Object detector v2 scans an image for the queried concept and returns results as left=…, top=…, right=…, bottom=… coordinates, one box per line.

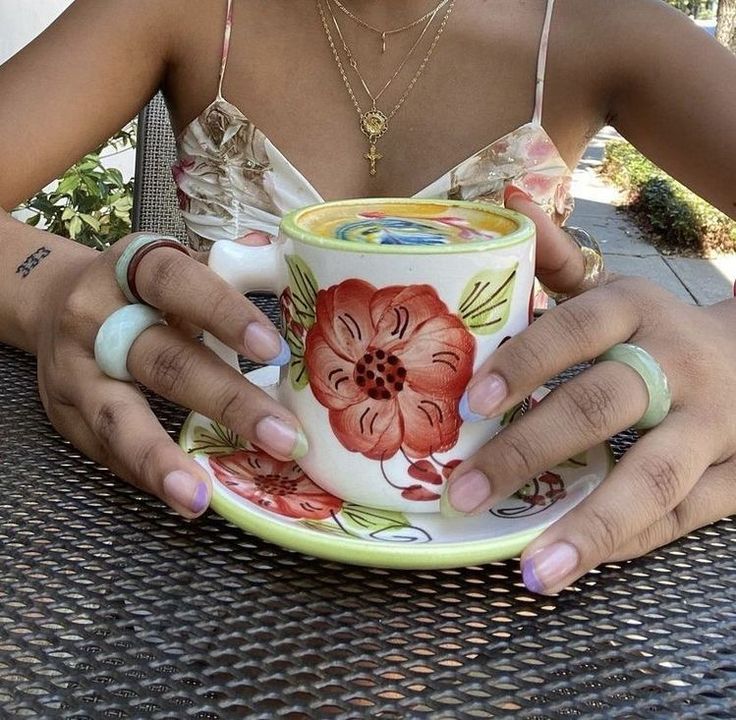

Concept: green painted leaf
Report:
left=336, top=503, right=431, bottom=543
left=559, top=451, right=588, bottom=468
left=285, top=255, right=318, bottom=330
left=300, top=520, right=347, bottom=537
left=189, top=420, right=243, bottom=456
left=285, top=325, right=309, bottom=391
left=458, top=264, right=518, bottom=335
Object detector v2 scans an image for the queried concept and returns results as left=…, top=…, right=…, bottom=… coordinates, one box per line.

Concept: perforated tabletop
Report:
left=1, top=340, right=735, bottom=719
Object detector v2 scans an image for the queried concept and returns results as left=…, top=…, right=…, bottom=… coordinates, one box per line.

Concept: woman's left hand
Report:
left=443, top=189, right=736, bottom=595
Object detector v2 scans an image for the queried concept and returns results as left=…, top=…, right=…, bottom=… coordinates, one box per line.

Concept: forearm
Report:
left=0, top=209, right=95, bottom=353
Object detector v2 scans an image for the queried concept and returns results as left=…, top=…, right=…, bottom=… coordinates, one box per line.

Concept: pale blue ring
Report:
left=115, top=234, right=181, bottom=303
left=94, top=304, right=164, bottom=381
left=597, top=343, right=671, bottom=430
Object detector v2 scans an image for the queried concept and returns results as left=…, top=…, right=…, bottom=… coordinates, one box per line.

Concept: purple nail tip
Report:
left=459, top=391, right=486, bottom=424
left=269, top=336, right=291, bottom=367
left=521, top=559, right=546, bottom=595
left=191, top=482, right=210, bottom=515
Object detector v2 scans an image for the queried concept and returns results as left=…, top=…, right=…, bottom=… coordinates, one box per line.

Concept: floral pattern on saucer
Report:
left=181, top=386, right=612, bottom=562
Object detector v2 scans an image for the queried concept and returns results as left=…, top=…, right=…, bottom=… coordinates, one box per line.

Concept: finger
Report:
left=163, top=312, right=200, bottom=338
left=504, top=185, right=586, bottom=293
left=460, top=279, right=641, bottom=422
left=443, top=361, right=647, bottom=515
left=188, top=231, right=273, bottom=265
left=236, top=231, right=272, bottom=246
left=126, top=324, right=308, bottom=461
left=518, top=414, right=716, bottom=595
left=51, top=374, right=212, bottom=519
left=130, top=245, right=289, bottom=367
left=610, top=455, right=736, bottom=562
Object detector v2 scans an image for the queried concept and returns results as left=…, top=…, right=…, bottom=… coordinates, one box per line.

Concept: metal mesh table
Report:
left=1, top=340, right=735, bottom=719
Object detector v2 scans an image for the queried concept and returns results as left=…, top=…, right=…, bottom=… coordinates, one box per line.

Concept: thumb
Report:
left=504, top=185, right=586, bottom=295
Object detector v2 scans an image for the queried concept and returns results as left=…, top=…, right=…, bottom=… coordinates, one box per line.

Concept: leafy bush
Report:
left=18, top=124, right=136, bottom=250
left=601, top=141, right=736, bottom=256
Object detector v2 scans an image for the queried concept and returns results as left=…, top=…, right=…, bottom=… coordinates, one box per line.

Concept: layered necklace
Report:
left=330, top=0, right=450, bottom=53
left=317, top=0, right=456, bottom=176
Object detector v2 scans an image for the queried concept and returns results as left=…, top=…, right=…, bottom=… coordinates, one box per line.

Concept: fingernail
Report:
left=459, top=374, right=508, bottom=422
left=162, top=470, right=210, bottom=515
left=503, top=184, right=532, bottom=204
left=442, top=469, right=492, bottom=515
left=245, top=322, right=291, bottom=365
left=255, top=416, right=308, bottom=459
left=236, top=231, right=272, bottom=246
left=521, top=541, right=580, bottom=595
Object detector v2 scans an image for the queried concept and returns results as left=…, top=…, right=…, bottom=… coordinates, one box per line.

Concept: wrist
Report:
left=1, top=212, right=96, bottom=353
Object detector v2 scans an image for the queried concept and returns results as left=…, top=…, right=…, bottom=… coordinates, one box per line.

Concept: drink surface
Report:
left=297, top=201, right=516, bottom=246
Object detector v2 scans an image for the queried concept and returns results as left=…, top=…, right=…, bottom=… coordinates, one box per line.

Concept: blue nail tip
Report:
left=269, top=337, right=291, bottom=367
left=521, top=560, right=545, bottom=595
left=459, top=391, right=486, bottom=423
left=191, top=483, right=210, bottom=515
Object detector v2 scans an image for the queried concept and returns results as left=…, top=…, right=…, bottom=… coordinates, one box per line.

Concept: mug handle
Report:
left=204, top=239, right=287, bottom=374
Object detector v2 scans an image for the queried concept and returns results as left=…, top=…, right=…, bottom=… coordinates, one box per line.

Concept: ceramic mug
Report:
left=205, top=198, right=536, bottom=513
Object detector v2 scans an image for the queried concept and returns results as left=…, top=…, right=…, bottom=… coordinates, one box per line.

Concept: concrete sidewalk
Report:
left=569, top=127, right=736, bottom=305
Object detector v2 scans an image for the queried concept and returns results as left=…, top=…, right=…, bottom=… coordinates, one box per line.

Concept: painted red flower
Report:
left=280, top=287, right=307, bottom=342
left=517, top=471, right=566, bottom=506
left=209, top=449, right=342, bottom=520
left=304, top=279, right=475, bottom=460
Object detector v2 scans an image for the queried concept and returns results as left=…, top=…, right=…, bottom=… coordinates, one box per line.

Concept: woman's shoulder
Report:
left=556, top=0, right=696, bottom=44
left=552, top=0, right=706, bottom=83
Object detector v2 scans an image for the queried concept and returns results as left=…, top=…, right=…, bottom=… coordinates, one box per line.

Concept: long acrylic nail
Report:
left=521, top=541, right=580, bottom=595
left=441, top=469, right=492, bottom=516
left=245, top=322, right=290, bottom=365
left=255, top=416, right=308, bottom=459
left=162, top=470, right=210, bottom=515
left=459, top=374, right=508, bottom=422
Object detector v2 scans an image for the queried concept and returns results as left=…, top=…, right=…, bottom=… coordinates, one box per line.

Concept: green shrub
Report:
left=601, top=141, right=736, bottom=256
left=17, top=124, right=136, bottom=250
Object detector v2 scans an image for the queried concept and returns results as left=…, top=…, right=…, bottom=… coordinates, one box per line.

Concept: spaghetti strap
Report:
left=532, top=0, right=556, bottom=126
left=217, top=0, right=235, bottom=99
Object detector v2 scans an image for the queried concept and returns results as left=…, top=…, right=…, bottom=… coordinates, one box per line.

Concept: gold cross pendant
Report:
left=364, top=143, right=383, bottom=176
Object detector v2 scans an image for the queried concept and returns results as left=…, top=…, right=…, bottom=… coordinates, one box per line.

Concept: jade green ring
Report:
left=597, top=343, right=671, bottom=430
left=94, top=304, right=164, bottom=381
left=115, top=234, right=182, bottom=303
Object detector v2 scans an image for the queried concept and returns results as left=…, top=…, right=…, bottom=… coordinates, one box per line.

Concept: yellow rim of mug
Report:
left=280, top=198, right=536, bottom=255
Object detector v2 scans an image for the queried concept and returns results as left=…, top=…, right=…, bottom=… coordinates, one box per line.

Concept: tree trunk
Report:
left=716, top=0, right=736, bottom=52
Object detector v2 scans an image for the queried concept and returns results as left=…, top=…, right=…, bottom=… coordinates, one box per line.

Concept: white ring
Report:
left=94, top=305, right=164, bottom=381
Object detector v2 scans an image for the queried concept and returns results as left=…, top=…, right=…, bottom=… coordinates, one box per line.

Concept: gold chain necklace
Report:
left=317, top=0, right=455, bottom=176
left=331, top=0, right=450, bottom=53
left=328, top=0, right=438, bottom=107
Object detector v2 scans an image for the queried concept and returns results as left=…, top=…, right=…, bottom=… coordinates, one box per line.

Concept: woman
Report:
left=0, top=0, right=734, bottom=595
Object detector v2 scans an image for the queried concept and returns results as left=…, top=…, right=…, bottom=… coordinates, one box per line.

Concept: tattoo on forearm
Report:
left=16, top=247, right=51, bottom=278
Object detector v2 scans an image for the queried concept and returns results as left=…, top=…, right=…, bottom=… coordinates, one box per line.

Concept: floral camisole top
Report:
left=172, top=0, right=572, bottom=252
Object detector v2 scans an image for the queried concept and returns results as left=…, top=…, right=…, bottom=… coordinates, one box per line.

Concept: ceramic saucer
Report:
left=179, top=384, right=613, bottom=570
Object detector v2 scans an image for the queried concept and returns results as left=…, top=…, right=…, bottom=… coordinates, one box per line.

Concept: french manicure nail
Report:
left=442, top=469, right=492, bottom=515
left=459, top=374, right=508, bottom=422
left=245, top=322, right=290, bottom=365
left=255, top=416, right=308, bottom=459
left=162, top=470, right=210, bottom=515
left=521, top=541, right=580, bottom=595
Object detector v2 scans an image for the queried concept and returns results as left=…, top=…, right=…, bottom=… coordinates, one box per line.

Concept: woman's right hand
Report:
left=35, top=232, right=306, bottom=518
